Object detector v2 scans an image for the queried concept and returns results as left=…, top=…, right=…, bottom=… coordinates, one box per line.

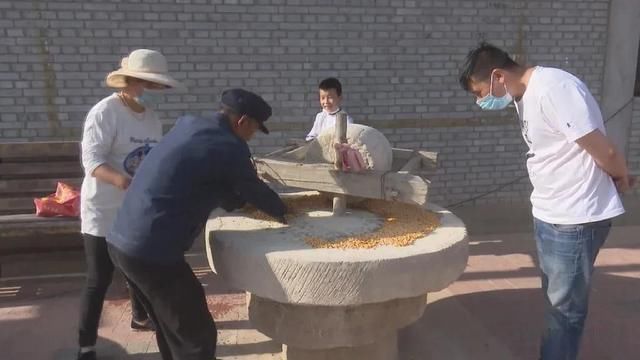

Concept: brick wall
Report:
left=0, top=0, right=614, bottom=205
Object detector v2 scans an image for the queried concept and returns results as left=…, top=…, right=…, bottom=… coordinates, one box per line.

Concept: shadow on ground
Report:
left=399, top=227, right=640, bottom=360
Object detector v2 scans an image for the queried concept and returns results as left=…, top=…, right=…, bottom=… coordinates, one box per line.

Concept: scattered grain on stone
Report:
left=245, top=194, right=440, bottom=249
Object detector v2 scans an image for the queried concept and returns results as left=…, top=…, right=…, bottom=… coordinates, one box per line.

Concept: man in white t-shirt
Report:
left=305, top=77, right=354, bottom=141
left=459, top=42, right=634, bottom=360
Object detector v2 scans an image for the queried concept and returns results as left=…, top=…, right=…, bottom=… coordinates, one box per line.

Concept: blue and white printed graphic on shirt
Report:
left=124, top=142, right=155, bottom=176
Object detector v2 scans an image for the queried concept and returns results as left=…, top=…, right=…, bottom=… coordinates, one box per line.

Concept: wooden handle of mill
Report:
left=333, top=112, right=347, bottom=169
left=332, top=111, right=348, bottom=215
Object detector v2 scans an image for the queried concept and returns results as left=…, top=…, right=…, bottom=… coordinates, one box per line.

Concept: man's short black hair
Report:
left=318, top=77, right=342, bottom=96
left=459, top=42, right=520, bottom=91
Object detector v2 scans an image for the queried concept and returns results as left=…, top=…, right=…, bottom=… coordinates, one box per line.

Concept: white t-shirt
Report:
left=515, top=66, right=624, bottom=224
left=80, top=93, right=163, bottom=237
left=305, top=109, right=354, bottom=141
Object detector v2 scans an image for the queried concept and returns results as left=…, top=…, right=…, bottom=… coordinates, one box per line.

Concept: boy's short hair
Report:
left=459, top=42, right=520, bottom=91
left=318, top=77, right=342, bottom=96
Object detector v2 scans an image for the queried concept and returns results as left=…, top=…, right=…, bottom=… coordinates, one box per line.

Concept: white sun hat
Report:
left=105, top=49, right=183, bottom=89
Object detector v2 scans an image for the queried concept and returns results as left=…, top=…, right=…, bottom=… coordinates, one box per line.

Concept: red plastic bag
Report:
left=334, top=143, right=367, bottom=172
left=34, top=182, right=80, bottom=217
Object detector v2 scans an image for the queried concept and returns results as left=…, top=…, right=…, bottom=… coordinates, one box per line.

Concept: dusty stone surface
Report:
left=249, top=293, right=427, bottom=349
left=205, top=202, right=468, bottom=306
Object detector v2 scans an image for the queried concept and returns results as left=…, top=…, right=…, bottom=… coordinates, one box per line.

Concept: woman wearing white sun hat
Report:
left=76, top=49, right=182, bottom=360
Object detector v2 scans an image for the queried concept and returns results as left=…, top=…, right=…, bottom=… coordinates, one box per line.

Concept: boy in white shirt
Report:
left=305, top=77, right=354, bottom=141
left=459, top=42, right=634, bottom=360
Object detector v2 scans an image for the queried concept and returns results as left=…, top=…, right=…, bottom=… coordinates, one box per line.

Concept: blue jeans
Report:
left=533, top=218, right=612, bottom=360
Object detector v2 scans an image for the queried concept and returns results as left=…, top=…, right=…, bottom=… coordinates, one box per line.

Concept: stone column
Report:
left=248, top=293, right=428, bottom=360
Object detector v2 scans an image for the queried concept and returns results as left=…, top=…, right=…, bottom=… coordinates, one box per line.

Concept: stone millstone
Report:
left=205, top=203, right=468, bottom=306
left=283, top=123, right=394, bottom=171
left=205, top=195, right=468, bottom=359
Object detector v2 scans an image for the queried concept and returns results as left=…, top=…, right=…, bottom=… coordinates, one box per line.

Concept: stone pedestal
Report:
left=205, top=197, right=468, bottom=358
left=249, top=293, right=426, bottom=359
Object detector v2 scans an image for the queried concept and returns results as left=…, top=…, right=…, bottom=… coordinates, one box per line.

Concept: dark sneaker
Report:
left=131, top=318, right=156, bottom=331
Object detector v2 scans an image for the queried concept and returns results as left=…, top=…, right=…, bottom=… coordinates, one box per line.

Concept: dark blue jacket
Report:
left=107, top=113, right=286, bottom=264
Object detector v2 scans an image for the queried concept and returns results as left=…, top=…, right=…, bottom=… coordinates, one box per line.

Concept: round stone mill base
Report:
left=249, top=293, right=427, bottom=360
left=205, top=194, right=468, bottom=359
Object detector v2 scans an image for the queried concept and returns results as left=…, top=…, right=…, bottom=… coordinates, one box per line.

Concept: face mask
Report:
left=134, top=90, right=164, bottom=108
left=476, top=73, right=513, bottom=110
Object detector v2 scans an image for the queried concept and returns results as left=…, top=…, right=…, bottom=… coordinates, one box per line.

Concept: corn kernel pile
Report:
left=244, top=194, right=440, bottom=249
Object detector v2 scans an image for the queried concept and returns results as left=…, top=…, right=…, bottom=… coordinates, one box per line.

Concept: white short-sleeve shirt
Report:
left=305, top=109, right=354, bottom=141
left=515, top=66, right=624, bottom=224
left=80, top=94, right=163, bottom=237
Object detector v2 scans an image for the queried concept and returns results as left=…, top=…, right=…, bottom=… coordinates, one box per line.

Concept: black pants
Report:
left=78, top=234, right=148, bottom=347
left=108, top=244, right=217, bottom=360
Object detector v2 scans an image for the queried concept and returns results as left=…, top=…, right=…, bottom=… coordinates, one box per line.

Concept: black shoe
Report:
left=131, top=318, right=156, bottom=331
left=76, top=350, right=96, bottom=360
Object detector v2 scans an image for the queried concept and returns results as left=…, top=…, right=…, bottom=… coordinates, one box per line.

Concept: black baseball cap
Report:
left=221, top=88, right=272, bottom=134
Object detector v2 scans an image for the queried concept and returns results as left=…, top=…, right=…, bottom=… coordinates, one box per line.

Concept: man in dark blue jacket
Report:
left=106, top=88, right=286, bottom=360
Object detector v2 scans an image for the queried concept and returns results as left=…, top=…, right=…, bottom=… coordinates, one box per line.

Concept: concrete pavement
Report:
left=1, top=226, right=638, bottom=360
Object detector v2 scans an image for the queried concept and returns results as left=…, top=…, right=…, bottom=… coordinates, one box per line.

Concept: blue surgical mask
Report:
left=134, top=90, right=164, bottom=108
left=476, top=74, right=513, bottom=110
